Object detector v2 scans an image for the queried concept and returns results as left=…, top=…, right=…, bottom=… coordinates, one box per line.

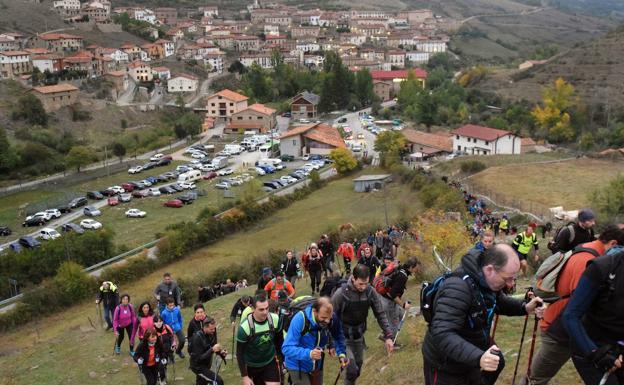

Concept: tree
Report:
left=65, top=146, right=94, bottom=172
left=228, top=60, right=246, bottom=75
left=354, top=69, right=376, bottom=107
left=0, top=126, right=19, bottom=173
left=329, top=148, right=358, bottom=175
left=244, top=63, right=271, bottom=102
left=12, top=93, right=47, bottom=126
left=374, top=131, right=406, bottom=168
left=174, top=112, right=202, bottom=140
left=111, top=142, right=126, bottom=163
left=590, top=175, right=624, bottom=221
left=532, top=78, right=578, bottom=143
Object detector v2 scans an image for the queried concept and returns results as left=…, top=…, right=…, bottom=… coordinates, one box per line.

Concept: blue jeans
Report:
left=103, top=304, right=114, bottom=329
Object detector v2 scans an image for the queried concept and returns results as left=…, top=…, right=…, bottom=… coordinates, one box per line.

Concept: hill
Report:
left=478, top=27, right=624, bottom=106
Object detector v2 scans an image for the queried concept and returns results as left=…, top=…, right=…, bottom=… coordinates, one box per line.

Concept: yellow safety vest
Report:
left=499, top=219, right=509, bottom=230
left=514, top=232, right=536, bottom=255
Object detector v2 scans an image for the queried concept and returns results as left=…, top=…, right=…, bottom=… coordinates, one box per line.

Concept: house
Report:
left=415, top=40, right=447, bottom=53
left=279, top=123, right=346, bottom=157
left=239, top=53, right=273, bottom=69
left=132, top=8, right=156, bottom=24
left=264, top=25, right=280, bottom=36
left=0, top=51, right=32, bottom=79
left=291, top=26, right=321, bottom=39
left=104, top=70, right=129, bottom=97
left=165, top=28, right=185, bottom=42
left=291, top=91, right=319, bottom=120
left=371, top=69, right=427, bottom=93
left=402, top=129, right=453, bottom=160
left=100, top=48, right=129, bottom=63
left=353, top=174, right=391, bottom=193
left=373, top=80, right=394, bottom=101
left=264, top=15, right=292, bottom=26
left=141, top=43, right=165, bottom=60
left=521, top=137, right=537, bottom=153
left=518, top=60, right=547, bottom=71
left=205, top=89, right=249, bottom=121
left=81, top=1, right=110, bottom=22
left=386, top=50, right=406, bottom=68
left=199, top=6, right=218, bottom=18
left=31, top=83, right=79, bottom=111
left=32, top=54, right=63, bottom=73
left=227, top=103, right=277, bottom=133
left=154, top=39, right=175, bottom=57
left=155, top=7, right=177, bottom=24
left=452, top=124, right=521, bottom=155
left=127, top=60, right=152, bottom=82
left=397, top=9, right=434, bottom=24
left=406, top=51, right=430, bottom=65
left=152, top=66, right=170, bottom=80
left=234, top=35, right=261, bottom=52
left=33, top=33, right=83, bottom=53
left=203, top=53, right=224, bottom=73
left=53, top=0, right=81, bottom=17
left=167, top=73, right=198, bottom=93
left=0, top=37, right=21, bottom=52
left=62, top=51, right=101, bottom=76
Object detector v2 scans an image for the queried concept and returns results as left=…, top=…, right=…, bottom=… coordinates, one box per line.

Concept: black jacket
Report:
left=422, top=249, right=527, bottom=374
left=187, top=317, right=206, bottom=353
left=189, top=330, right=218, bottom=370
left=319, top=239, right=334, bottom=261
left=97, top=286, right=119, bottom=308
left=551, top=222, right=596, bottom=253
left=280, top=257, right=300, bottom=278
left=134, top=339, right=167, bottom=367
left=357, top=256, right=381, bottom=283
left=385, top=266, right=410, bottom=301
left=230, top=298, right=249, bottom=323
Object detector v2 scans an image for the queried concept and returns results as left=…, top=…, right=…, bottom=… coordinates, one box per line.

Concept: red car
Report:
left=203, top=171, right=218, bottom=180
left=132, top=190, right=148, bottom=198
left=107, top=197, right=119, bottom=206
left=164, top=199, right=183, bottom=208
left=121, top=183, right=135, bottom=192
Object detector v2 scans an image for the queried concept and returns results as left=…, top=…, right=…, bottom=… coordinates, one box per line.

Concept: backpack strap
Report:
left=246, top=313, right=256, bottom=340
left=567, top=224, right=575, bottom=243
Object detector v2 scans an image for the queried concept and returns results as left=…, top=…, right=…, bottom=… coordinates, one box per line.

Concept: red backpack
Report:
left=373, top=263, right=398, bottom=296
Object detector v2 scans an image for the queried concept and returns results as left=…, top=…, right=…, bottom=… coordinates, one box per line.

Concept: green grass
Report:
left=0, top=169, right=421, bottom=385
left=434, top=152, right=571, bottom=176
left=0, top=190, right=66, bottom=238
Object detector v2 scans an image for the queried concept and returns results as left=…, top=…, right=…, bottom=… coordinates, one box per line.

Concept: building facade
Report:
left=452, top=124, right=521, bottom=155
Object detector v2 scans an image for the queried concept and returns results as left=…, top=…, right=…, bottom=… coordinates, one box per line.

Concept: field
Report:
left=434, top=152, right=572, bottom=176
left=466, top=158, right=624, bottom=210
left=0, top=170, right=422, bottom=385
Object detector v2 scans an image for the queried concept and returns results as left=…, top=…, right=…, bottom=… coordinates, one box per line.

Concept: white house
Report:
left=155, top=39, right=175, bottom=57
left=452, top=124, right=521, bottom=155
left=239, top=54, right=273, bottom=69
left=152, top=66, right=171, bottom=80
left=415, top=40, right=447, bottom=53
left=134, top=9, right=156, bottom=24
left=168, top=73, right=198, bottom=93
left=295, top=42, right=320, bottom=53
left=406, top=51, right=430, bottom=64
left=203, top=53, right=224, bottom=73
left=101, top=48, right=129, bottom=63
left=264, top=25, right=280, bottom=36
left=53, top=0, right=81, bottom=16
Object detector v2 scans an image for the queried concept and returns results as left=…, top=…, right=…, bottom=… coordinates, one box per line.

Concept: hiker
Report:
left=549, top=209, right=597, bottom=253
left=187, top=303, right=208, bottom=353
left=474, top=230, right=495, bottom=252
left=337, top=240, right=355, bottom=275
left=161, top=297, right=186, bottom=359
left=283, top=297, right=349, bottom=385
left=223, top=279, right=236, bottom=294
left=230, top=295, right=253, bottom=326
left=319, top=234, right=335, bottom=277
left=356, top=245, right=381, bottom=285
left=190, top=316, right=226, bottom=385
left=96, top=281, right=119, bottom=330
left=528, top=225, right=624, bottom=385
left=332, top=264, right=395, bottom=385
left=281, top=251, right=301, bottom=288
left=134, top=328, right=168, bottom=385
left=499, top=214, right=510, bottom=236
left=113, top=294, right=137, bottom=355
left=134, top=301, right=155, bottom=343
left=320, top=271, right=344, bottom=297
left=154, top=273, right=182, bottom=313
left=265, top=271, right=295, bottom=300
left=303, top=243, right=324, bottom=295
left=198, top=284, right=215, bottom=303
left=562, top=250, right=624, bottom=384
left=388, top=226, right=402, bottom=259
left=512, top=223, right=539, bottom=278
left=377, top=257, right=421, bottom=341
left=153, top=314, right=177, bottom=367
left=422, top=244, right=544, bottom=385
left=236, top=294, right=284, bottom=385
left=258, top=267, right=274, bottom=291
left=374, top=230, right=384, bottom=259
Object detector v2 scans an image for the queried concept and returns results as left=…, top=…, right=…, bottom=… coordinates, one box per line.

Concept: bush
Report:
left=460, top=160, right=487, bottom=174
left=54, top=261, right=96, bottom=302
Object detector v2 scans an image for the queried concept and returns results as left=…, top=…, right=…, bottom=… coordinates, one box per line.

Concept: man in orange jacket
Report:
left=337, top=240, right=355, bottom=275
left=264, top=271, right=295, bottom=300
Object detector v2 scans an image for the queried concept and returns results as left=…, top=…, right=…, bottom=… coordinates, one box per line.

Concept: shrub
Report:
left=460, top=160, right=486, bottom=174
left=53, top=261, right=96, bottom=302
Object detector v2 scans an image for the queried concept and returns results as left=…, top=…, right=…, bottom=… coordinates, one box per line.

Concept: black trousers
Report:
left=423, top=357, right=505, bottom=385
left=309, top=269, right=321, bottom=292
left=116, top=324, right=134, bottom=349
left=193, top=367, right=224, bottom=385
left=141, top=364, right=160, bottom=385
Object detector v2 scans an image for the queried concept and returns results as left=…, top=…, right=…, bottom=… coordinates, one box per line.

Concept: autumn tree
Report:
left=532, top=78, right=578, bottom=143
left=66, top=146, right=95, bottom=172
left=374, top=131, right=406, bottom=168
left=329, top=148, right=358, bottom=175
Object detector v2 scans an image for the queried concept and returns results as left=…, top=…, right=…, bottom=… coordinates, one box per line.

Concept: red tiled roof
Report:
left=521, top=137, right=536, bottom=146
left=172, top=73, right=198, bottom=80
left=24, top=48, right=49, bottom=54
left=128, top=60, right=149, bottom=69
left=211, top=89, right=248, bottom=102
left=452, top=124, right=514, bottom=141
left=371, top=69, right=427, bottom=80
left=39, top=33, right=82, bottom=40
left=32, top=83, right=78, bottom=94
left=280, top=123, right=346, bottom=149
left=402, top=129, right=453, bottom=152
left=152, top=66, right=170, bottom=72
left=246, top=103, right=276, bottom=115
left=0, top=50, right=30, bottom=56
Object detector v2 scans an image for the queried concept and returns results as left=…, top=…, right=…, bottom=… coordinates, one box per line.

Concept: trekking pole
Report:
left=231, top=322, right=236, bottom=364
left=525, top=302, right=543, bottom=381
left=112, top=333, right=118, bottom=356
left=490, top=314, right=499, bottom=342
left=512, top=288, right=533, bottom=385
left=96, top=303, right=104, bottom=328
left=332, top=366, right=344, bottom=385
left=393, top=303, right=410, bottom=345
left=598, top=341, right=624, bottom=385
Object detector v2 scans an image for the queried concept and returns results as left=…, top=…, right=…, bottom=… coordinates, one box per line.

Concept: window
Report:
left=293, top=140, right=296, bottom=145
left=485, top=141, right=489, bottom=145
left=457, top=145, right=461, bottom=151
left=229, top=103, right=233, bottom=106
left=237, top=116, right=243, bottom=120
left=257, top=116, right=262, bottom=120
left=211, top=103, right=215, bottom=106
left=456, top=135, right=459, bottom=140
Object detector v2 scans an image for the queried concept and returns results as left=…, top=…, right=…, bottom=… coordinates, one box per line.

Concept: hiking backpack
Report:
left=281, top=296, right=318, bottom=336
left=547, top=222, right=576, bottom=253
left=420, top=272, right=473, bottom=323
left=373, top=263, right=399, bottom=296
left=534, top=245, right=600, bottom=303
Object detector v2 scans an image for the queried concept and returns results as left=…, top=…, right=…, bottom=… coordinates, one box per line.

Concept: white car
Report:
left=254, top=167, right=266, bottom=176
left=125, top=209, right=146, bottom=218
left=148, top=188, right=161, bottom=196
left=216, top=150, right=231, bottom=157
left=299, top=118, right=310, bottom=123
left=217, top=168, right=234, bottom=176
left=40, top=227, right=61, bottom=240
left=45, top=209, right=62, bottom=219
left=128, top=166, right=143, bottom=174
left=280, top=176, right=296, bottom=185
left=191, top=152, right=207, bottom=159
left=179, top=181, right=196, bottom=190
left=227, top=178, right=243, bottom=186
left=140, top=180, right=152, bottom=187
left=215, top=181, right=230, bottom=189
left=80, top=219, right=102, bottom=230
left=199, top=164, right=215, bottom=172
left=302, top=154, right=310, bottom=161
left=109, top=186, right=125, bottom=194
left=26, top=211, right=52, bottom=222
left=149, top=153, right=164, bottom=162
left=304, top=163, right=320, bottom=170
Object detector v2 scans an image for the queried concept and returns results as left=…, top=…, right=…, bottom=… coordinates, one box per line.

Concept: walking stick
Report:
left=393, top=304, right=409, bottom=345
left=512, top=289, right=533, bottom=385
left=490, top=314, right=499, bottom=342
left=525, top=302, right=543, bottom=381
left=231, top=322, right=236, bottom=364
left=113, top=333, right=119, bottom=356
left=96, top=303, right=104, bottom=328
left=333, top=366, right=344, bottom=385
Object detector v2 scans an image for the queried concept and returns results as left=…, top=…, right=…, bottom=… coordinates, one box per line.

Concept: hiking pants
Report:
left=103, top=304, right=114, bottom=329
left=309, top=269, right=322, bottom=293
left=141, top=364, right=160, bottom=385
left=572, top=354, right=622, bottom=385
left=288, top=369, right=323, bottom=385
left=423, top=360, right=481, bottom=385
left=174, top=329, right=185, bottom=354
left=381, top=297, right=403, bottom=337
left=193, top=367, right=224, bottom=385
left=526, top=331, right=571, bottom=385
left=286, top=274, right=297, bottom=288
left=344, top=337, right=365, bottom=385
left=116, top=324, right=134, bottom=349
left=343, top=258, right=352, bottom=275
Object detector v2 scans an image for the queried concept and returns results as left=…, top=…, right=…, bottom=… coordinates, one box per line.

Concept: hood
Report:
left=458, top=248, right=489, bottom=290
left=304, top=305, right=319, bottom=328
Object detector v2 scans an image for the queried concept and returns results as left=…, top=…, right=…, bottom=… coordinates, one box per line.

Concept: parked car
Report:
left=69, top=197, right=88, bottom=209
left=80, top=219, right=102, bottom=229
left=258, top=165, right=276, bottom=174
left=125, top=209, right=146, bottom=218
left=203, top=171, right=218, bottom=180
left=87, top=191, right=104, bottom=200
left=282, top=111, right=291, bottom=117
left=61, top=223, right=84, bottom=234
left=40, top=227, right=61, bottom=241
left=161, top=172, right=176, bottom=180
left=99, top=188, right=116, bottom=197
left=119, top=193, right=132, bottom=203
left=58, top=204, right=72, bottom=214
left=26, top=211, right=51, bottom=222
left=107, top=197, right=119, bottom=206
left=157, top=158, right=172, bottom=167
left=22, top=216, right=45, bottom=227
left=356, top=133, right=365, bottom=139
left=299, top=118, right=310, bottom=123
left=170, top=184, right=184, bottom=192
left=280, top=175, right=297, bottom=185
left=84, top=205, right=102, bottom=217
left=177, top=195, right=195, bottom=204
left=263, top=181, right=280, bottom=190
left=159, top=186, right=176, bottom=194
left=19, top=236, right=41, bottom=249
left=148, top=187, right=161, bottom=196
left=176, top=165, right=192, bottom=173
left=253, top=167, right=266, bottom=176
left=164, top=199, right=184, bottom=208
left=45, top=209, right=62, bottom=219
left=109, top=186, right=125, bottom=194
left=128, top=166, right=143, bottom=174
left=302, top=154, right=310, bottom=161
left=132, top=190, right=149, bottom=198
left=191, top=152, right=207, bottom=159
left=149, top=153, right=165, bottom=162
left=225, top=177, right=242, bottom=186
left=139, top=179, right=152, bottom=187
left=131, top=181, right=146, bottom=190
left=179, top=181, right=196, bottom=190
left=280, top=154, right=295, bottom=162
left=305, top=162, right=321, bottom=170
left=289, top=172, right=303, bottom=180
left=199, top=164, right=215, bottom=172
left=214, top=181, right=230, bottom=190
left=217, top=168, right=234, bottom=176
left=142, top=162, right=158, bottom=170
left=0, top=226, right=11, bottom=236
left=145, top=176, right=160, bottom=185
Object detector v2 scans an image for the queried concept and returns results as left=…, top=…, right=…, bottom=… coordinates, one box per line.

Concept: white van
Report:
left=258, top=143, right=272, bottom=155
left=211, top=156, right=229, bottom=170
left=178, top=170, right=201, bottom=183
left=224, top=144, right=243, bottom=155
left=256, top=159, right=275, bottom=168
left=265, top=158, right=283, bottom=168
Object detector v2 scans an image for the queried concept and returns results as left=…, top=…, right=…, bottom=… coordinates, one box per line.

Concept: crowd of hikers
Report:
left=96, top=201, right=624, bottom=385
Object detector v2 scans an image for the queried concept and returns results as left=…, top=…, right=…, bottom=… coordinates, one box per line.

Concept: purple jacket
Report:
left=113, top=304, right=137, bottom=343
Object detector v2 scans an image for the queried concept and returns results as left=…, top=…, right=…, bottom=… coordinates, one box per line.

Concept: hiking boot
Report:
left=129, top=349, right=135, bottom=357
left=105, top=325, right=112, bottom=331
left=177, top=351, right=185, bottom=359
left=159, top=380, right=167, bottom=385
left=393, top=343, right=404, bottom=350
left=114, top=346, right=121, bottom=355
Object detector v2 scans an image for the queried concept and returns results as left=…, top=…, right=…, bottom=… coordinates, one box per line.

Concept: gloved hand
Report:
left=588, top=345, right=618, bottom=372
left=161, top=358, right=167, bottom=365
left=155, top=357, right=160, bottom=363
left=137, top=358, right=144, bottom=365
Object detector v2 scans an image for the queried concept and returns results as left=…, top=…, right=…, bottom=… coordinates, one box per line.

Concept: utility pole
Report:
left=104, top=145, right=110, bottom=177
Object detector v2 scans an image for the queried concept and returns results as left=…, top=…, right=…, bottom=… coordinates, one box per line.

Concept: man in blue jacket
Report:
left=283, top=297, right=349, bottom=385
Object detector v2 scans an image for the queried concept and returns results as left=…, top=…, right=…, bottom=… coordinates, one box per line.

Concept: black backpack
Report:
left=282, top=296, right=319, bottom=337
left=547, top=222, right=576, bottom=252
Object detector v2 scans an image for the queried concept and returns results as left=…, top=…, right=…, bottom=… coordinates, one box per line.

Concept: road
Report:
left=116, top=77, right=137, bottom=106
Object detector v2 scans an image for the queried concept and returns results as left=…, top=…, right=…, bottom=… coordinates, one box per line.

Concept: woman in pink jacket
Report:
left=113, top=294, right=137, bottom=355
left=134, top=301, right=155, bottom=343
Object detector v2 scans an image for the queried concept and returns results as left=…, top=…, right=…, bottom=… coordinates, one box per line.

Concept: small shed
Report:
left=353, top=174, right=391, bottom=193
